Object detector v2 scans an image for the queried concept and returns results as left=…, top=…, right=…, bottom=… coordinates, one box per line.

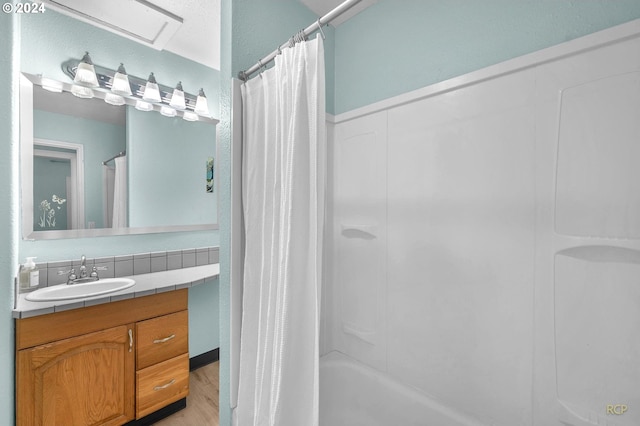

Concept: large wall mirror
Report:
left=20, top=73, right=219, bottom=240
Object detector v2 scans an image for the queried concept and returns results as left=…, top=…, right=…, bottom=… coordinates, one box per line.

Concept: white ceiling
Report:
left=45, top=0, right=220, bottom=70
left=45, top=0, right=375, bottom=71
left=152, top=0, right=220, bottom=70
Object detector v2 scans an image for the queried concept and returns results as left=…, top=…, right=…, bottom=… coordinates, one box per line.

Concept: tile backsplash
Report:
left=24, top=247, right=219, bottom=291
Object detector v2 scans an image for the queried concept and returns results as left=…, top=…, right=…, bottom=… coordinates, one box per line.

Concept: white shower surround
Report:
left=322, top=19, right=640, bottom=426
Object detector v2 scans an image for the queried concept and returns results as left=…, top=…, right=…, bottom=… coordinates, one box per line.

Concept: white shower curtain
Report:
left=112, top=155, right=127, bottom=228
left=235, top=35, right=326, bottom=426
left=102, top=164, right=115, bottom=227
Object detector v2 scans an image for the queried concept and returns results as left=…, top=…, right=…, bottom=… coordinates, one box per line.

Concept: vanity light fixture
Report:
left=110, top=63, right=132, bottom=96
left=169, top=81, right=186, bottom=110
left=135, top=99, right=154, bottom=112
left=142, top=72, right=162, bottom=103
left=73, top=52, right=99, bottom=87
left=194, top=88, right=210, bottom=117
left=71, top=84, right=94, bottom=99
left=182, top=111, right=199, bottom=122
left=40, top=77, right=63, bottom=93
left=61, top=56, right=217, bottom=124
left=105, top=92, right=126, bottom=106
left=160, top=105, right=177, bottom=117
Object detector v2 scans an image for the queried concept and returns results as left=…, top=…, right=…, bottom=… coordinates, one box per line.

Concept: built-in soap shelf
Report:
left=340, top=224, right=377, bottom=240
left=342, top=322, right=376, bottom=345
left=556, top=245, right=640, bottom=264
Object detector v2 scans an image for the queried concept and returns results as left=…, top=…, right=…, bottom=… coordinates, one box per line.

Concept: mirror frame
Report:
left=20, top=73, right=219, bottom=240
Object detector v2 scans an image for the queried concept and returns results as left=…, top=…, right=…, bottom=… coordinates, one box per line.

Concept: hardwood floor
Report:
left=154, top=361, right=219, bottom=426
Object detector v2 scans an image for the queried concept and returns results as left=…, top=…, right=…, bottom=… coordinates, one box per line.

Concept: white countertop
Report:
left=13, top=263, right=220, bottom=319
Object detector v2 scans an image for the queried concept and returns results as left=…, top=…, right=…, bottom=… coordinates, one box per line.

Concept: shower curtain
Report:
left=235, top=35, right=326, bottom=426
left=112, top=155, right=127, bottom=228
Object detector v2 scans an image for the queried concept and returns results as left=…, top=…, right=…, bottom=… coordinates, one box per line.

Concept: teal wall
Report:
left=127, top=107, right=217, bottom=227
left=189, top=278, right=220, bottom=355
left=333, top=0, right=640, bottom=114
left=0, top=12, right=18, bottom=426
left=34, top=109, right=126, bottom=228
left=229, top=0, right=335, bottom=112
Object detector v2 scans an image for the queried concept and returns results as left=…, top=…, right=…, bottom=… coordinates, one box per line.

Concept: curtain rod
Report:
left=238, top=0, right=363, bottom=81
left=102, top=151, right=126, bottom=165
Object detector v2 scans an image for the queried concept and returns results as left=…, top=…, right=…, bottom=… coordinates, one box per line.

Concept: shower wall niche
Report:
left=324, top=23, right=640, bottom=426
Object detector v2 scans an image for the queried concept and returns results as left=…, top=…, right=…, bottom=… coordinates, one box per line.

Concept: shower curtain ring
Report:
left=258, top=59, right=264, bottom=77
left=316, top=19, right=326, bottom=40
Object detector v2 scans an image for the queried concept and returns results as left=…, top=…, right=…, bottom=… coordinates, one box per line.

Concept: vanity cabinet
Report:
left=16, top=289, right=189, bottom=426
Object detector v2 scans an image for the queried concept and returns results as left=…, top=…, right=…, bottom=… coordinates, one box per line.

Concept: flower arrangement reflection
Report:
left=38, top=194, right=67, bottom=228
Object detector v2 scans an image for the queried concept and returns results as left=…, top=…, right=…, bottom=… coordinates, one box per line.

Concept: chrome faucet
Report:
left=78, top=255, right=88, bottom=280
left=58, top=255, right=107, bottom=284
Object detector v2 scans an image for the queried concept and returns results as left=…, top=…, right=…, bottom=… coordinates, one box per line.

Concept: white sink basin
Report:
left=26, top=278, right=135, bottom=302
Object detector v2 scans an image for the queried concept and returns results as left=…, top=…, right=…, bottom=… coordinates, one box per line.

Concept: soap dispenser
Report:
left=19, top=257, right=39, bottom=291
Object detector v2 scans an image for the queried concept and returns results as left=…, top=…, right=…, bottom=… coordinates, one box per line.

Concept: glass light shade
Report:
left=160, top=106, right=177, bottom=117
left=74, top=52, right=99, bottom=87
left=71, top=84, right=94, bottom=99
left=41, top=78, right=63, bottom=93
left=105, top=93, right=125, bottom=106
left=194, top=88, right=209, bottom=116
left=142, top=72, right=162, bottom=103
left=169, top=82, right=186, bottom=110
left=182, top=111, right=198, bottom=122
left=111, top=64, right=132, bottom=96
left=135, top=99, right=153, bottom=111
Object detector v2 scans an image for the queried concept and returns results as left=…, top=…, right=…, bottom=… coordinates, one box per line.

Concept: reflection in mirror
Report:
left=21, top=73, right=219, bottom=240
left=33, top=139, right=84, bottom=231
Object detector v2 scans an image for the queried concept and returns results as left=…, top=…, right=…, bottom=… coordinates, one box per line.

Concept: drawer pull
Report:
left=153, top=379, right=176, bottom=391
left=128, top=329, right=133, bottom=353
left=153, top=334, right=176, bottom=344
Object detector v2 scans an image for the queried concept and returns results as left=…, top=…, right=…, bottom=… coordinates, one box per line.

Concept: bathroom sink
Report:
left=25, top=278, right=135, bottom=302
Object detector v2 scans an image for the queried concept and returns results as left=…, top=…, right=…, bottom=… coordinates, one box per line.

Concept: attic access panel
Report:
left=43, top=0, right=183, bottom=50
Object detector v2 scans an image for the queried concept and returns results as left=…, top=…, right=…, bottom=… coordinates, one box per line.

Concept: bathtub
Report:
left=319, top=352, right=486, bottom=426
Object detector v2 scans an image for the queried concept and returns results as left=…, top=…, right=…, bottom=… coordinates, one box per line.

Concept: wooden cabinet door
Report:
left=16, top=325, right=135, bottom=426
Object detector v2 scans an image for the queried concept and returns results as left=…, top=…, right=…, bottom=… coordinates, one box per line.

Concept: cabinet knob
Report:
left=128, top=329, right=133, bottom=352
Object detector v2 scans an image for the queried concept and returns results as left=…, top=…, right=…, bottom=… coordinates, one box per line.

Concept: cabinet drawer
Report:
left=136, top=353, right=189, bottom=419
left=136, top=310, right=188, bottom=369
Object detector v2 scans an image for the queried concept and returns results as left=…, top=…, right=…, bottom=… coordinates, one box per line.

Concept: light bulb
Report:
left=135, top=99, right=153, bottom=111
left=111, top=63, right=132, bottom=96
left=105, top=93, right=125, bottom=106
left=73, top=52, right=99, bottom=87
left=169, top=82, right=186, bottom=110
left=182, top=111, right=198, bottom=122
left=194, top=88, right=209, bottom=116
left=142, top=72, right=161, bottom=103
left=41, top=78, right=63, bottom=93
left=71, top=84, right=94, bottom=99
left=160, top=106, right=177, bottom=117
